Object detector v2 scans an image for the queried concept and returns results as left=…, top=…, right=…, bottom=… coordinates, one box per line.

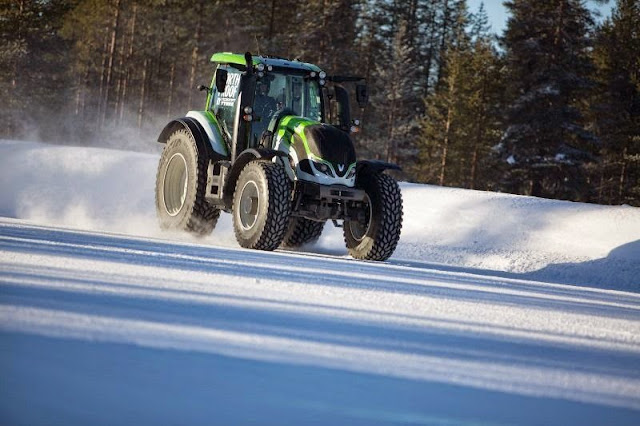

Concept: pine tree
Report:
left=0, top=0, right=73, bottom=139
left=374, top=21, right=421, bottom=167
left=465, top=3, right=504, bottom=189
left=418, top=18, right=472, bottom=186
left=61, top=0, right=122, bottom=132
left=417, top=1, right=504, bottom=188
left=499, top=0, right=598, bottom=200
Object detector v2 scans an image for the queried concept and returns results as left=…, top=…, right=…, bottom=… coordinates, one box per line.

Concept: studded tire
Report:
left=232, top=160, right=291, bottom=250
left=344, top=172, right=403, bottom=261
left=155, top=128, right=220, bottom=236
left=281, top=218, right=325, bottom=248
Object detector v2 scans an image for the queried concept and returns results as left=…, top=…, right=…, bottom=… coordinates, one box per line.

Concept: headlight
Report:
left=345, top=166, right=356, bottom=179
left=319, top=71, right=326, bottom=79
left=312, top=160, right=334, bottom=177
left=256, top=63, right=265, bottom=71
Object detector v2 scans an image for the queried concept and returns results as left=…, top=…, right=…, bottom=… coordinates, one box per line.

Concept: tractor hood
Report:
left=275, top=116, right=356, bottom=181
left=303, top=124, right=356, bottom=172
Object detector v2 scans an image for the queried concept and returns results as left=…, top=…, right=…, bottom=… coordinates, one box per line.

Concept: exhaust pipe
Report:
left=244, top=51, right=253, bottom=75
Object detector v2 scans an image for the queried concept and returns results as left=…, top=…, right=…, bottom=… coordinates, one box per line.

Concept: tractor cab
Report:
left=207, top=52, right=367, bottom=160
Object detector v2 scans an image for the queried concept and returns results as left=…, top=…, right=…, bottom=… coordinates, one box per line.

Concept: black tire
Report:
left=232, top=161, right=291, bottom=250
left=344, top=173, right=403, bottom=261
left=281, top=217, right=325, bottom=248
left=155, top=128, right=220, bottom=236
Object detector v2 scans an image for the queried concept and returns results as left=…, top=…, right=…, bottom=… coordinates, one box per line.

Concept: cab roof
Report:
left=210, top=52, right=322, bottom=73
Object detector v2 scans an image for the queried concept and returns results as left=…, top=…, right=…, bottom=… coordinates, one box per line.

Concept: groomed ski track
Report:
left=2, top=218, right=639, bottom=425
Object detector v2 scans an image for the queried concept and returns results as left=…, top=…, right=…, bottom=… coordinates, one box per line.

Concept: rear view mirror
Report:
left=356, top=84, right=368, bottom=108
left=216, top=69, right=228, bottom=93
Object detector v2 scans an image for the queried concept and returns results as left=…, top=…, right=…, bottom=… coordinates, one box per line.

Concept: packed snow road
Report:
left=1, top=219, right=640, bottom=425
left=1, top=140, right=640, bottom=424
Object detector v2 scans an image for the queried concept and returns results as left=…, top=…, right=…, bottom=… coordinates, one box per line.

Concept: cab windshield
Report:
left=251, top=72, right=322, bottom=145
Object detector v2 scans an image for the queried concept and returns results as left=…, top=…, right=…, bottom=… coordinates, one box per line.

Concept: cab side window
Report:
left=211, top=65, right=242, bottom=139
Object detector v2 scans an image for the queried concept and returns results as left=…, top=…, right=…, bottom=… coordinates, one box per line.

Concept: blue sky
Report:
left=467, top=0, right=616, bottom=35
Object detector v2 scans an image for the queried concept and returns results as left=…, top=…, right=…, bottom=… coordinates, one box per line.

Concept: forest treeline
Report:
left=1, top=0, right=639, bottom=205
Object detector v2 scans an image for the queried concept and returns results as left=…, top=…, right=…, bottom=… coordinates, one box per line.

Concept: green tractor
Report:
left=155, top=52, right=402, bottom=261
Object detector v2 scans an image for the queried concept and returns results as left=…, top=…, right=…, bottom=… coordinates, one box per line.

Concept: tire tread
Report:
left=344, top=173, right=403, bottom=261
left=281, top=218, right=325, bottom=248
left=155, top=129, right=220, bottom=236
left=233, top=161, right=291, bottom=251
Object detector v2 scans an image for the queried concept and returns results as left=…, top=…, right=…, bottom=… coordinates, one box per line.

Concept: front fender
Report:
left=356, top=160, right=401, bottom=176
left=222, top=148, right=291, bottom=206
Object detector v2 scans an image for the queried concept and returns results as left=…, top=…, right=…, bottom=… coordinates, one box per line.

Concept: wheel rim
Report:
left=239, top=180, right=260, bottom=230
left=349, top=194, right=371, bottom=241
left=163, top=153, right=188, bottom=217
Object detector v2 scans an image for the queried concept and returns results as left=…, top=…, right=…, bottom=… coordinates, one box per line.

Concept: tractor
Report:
left=155, top=52, right=403, bottom=261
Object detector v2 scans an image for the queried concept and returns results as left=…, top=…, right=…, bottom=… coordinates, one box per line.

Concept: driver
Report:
left=252, top=78, right=278, bottom=145
left=254, top=78, right=277, bottom=121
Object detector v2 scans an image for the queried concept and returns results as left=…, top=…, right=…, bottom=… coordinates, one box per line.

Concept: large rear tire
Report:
left=344, top=173, right=403, bottom=261
left=155, top=129, right=220, bottom=236
left=232, top=161, right=291, bottom=250
left=281, top=218, right=325, bottom=248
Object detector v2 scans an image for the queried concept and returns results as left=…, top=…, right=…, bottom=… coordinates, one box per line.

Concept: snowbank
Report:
left=1, top=140, right=638, bottom=289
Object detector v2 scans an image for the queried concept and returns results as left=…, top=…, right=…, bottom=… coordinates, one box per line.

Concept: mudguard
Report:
left=356, top=160, right=401, bottom=176
left=222, top=148, right=291, bottom=207
left=157, top=114, right=228, bottom=160
left=186, top=111, right=228, bottom=157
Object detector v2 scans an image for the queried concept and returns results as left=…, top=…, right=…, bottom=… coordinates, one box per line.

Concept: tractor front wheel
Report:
left=344, top=173, right=403, bottom=261
left=232, top=161, right=291, bottom=250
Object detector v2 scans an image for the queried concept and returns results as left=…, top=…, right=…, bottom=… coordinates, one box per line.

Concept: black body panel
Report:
left=303, top=124, right=356, bottom=176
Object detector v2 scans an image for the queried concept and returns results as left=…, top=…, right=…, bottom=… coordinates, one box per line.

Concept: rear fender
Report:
left=157, top=116, right=228, bottom=161
left=186, top=111, right=228, bottom=157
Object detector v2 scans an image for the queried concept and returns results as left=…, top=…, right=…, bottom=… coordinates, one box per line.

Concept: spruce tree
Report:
left=591, top=0, right=640, bottom=205
left=499, top=0, right=597, bottom=200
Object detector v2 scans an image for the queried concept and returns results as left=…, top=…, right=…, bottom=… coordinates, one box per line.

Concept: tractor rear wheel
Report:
left=232, top=161, right=291, bottom=250
left=281, top=218, right=325, bottom=248
left=344, top=172, right=403, bottom=261
left=155, top=129, right=220, bottom=236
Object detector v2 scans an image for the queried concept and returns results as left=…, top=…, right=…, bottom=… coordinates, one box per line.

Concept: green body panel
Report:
left=275, top=115, right=356, bottom=172
left=205, top=73, right=216, bottom=110
left=210, top=52, right=322, bottom=73
left=185, top=110, right=228, bottom=156
left=210, top=52, right=261, bottom=66
left=203, top=111, right=227, bottom=154
left=276, top=116, right=318, bottom=157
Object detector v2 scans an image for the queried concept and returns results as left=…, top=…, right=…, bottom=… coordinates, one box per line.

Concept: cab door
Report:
left=211, top=65, right=242, bottom=141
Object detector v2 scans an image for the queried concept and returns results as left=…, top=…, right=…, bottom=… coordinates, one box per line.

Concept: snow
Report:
left=1, top=140, right=640, bottom=425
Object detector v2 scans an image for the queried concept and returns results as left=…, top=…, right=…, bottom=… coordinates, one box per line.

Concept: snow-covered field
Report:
left=1, top=140, right=639, bottom=425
